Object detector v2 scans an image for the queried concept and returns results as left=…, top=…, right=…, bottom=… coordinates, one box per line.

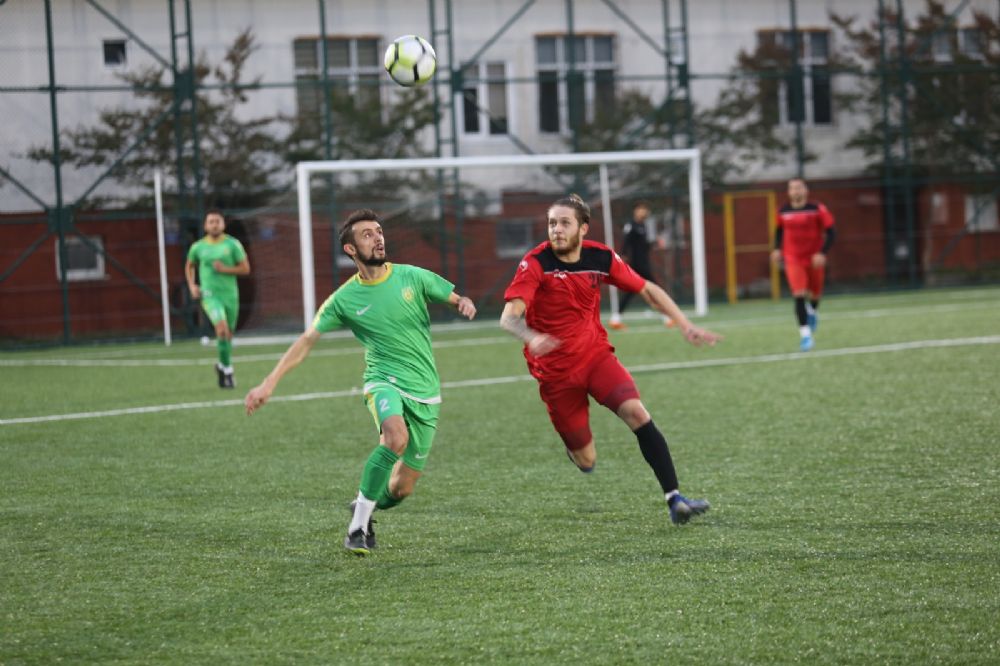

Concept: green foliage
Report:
left=22, top=30, right=445, bottom=213
left=26, top=29, right=286, bottom=210
left=284, top=85, right=443, bottom=217
left=2, top=287, right=999, bottom=663
left=831, top=0, right=1000, bottom=180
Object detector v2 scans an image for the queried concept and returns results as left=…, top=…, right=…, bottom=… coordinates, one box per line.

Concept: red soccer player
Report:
left=770, top=177, right=836, bottom=351
left=500, top=194, right=722, bottom=525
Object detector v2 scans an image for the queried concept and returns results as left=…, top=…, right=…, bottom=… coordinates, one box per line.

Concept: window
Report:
left=965, top=194, right=999, bottom=232
left=55, top=236, right=106, bottom=281
left=931, top=30, right=952, bottom=62
left=495, top=219, right=536, bottom=258
left=959, top=28, right=984, bottom=59
left=462, top=62, right=509, bottom=137
left=293, top=37, right=382, bottom=120
left=918, top=27, right=984, bottom=61
left=536, top=35, right=616, bottom=134
left=757, top=30, right=832, bottom=127
left=103, top=40, right=126, bottom=67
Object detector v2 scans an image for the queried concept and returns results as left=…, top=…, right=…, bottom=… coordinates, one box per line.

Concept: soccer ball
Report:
left=384, top=35, right=437, bottom=87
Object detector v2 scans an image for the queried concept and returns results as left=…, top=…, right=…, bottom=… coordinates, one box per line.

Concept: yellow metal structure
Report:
left=723, top=190, right=779, bottom=304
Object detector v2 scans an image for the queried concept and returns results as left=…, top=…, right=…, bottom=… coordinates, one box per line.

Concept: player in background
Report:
left=770, top=178, right=836, bottom=351
left=244, top=209, right=476, bottom=556
left=609, top=201, right=672, bottom=330
left=185, top=210, right=250, bottom=388
left=500, top=194, right=722, bottom=525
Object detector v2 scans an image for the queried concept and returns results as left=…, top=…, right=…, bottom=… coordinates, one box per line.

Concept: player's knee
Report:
left=617, top=399, right=650, bottom=429
left=381, top=419, right=409, bottom=454
left=390, top=476, right=416, bottom=498
left=570, top=447, right=596, bottom=469
left=558, top=424, right=592, bottom=452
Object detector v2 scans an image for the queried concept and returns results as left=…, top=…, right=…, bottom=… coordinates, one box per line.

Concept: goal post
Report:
left=295, top=149, right=708, bottom=330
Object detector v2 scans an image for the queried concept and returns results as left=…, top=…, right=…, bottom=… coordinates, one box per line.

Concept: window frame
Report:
left=102, top=39, right=127, bottom=68
left=460, top=61, right=511, bottom=139
left=293, top=36, right=383, bottom=118
left=965, top=193, right=1000, bottom=233
left=55, top=235, right=107, bottom=282
left=495, top=218, right=537, bottom=259
left=535, top=34, right=617, bottom=135
left=758, top=29, right=834, bottom=128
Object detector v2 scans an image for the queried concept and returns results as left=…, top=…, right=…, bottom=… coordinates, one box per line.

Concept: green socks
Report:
left=376, top=490, right=403, bottom=511
left=359, top=445, right=400, bottom=502
left=217, top=338, right=232, bottom=367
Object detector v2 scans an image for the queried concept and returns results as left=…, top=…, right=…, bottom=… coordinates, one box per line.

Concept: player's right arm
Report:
left=500, top=299, right=560, bottom=356
left=770, top=221, right=784, bottom=266
left=184, top=254, right=200, bottom=300
left=245, top=327, right=321, bottom=415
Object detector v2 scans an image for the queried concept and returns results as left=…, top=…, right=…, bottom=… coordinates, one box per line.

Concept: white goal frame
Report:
left=295, top=149, right=707, bottom=330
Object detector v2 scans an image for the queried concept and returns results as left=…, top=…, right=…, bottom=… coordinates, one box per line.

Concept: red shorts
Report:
left=537, top=352, right=641, bottom=451
left=784, top=261, right=825, bottom=297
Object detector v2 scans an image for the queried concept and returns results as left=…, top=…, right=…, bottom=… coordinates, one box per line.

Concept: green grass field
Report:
left=2, top=287, right=999, bottom=664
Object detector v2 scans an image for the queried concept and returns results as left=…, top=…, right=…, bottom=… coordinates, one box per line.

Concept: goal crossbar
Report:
left=296, top=149, right=707, bottom=330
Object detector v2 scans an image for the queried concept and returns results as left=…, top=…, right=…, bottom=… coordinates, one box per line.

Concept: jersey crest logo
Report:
left=519, top=260, right=528, bottom=272
left=401, top=286, right=415, bottom=302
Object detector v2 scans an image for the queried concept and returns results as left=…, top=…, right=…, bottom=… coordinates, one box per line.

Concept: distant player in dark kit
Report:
left=770, top=178, right=836, bottom=351
left=609, top=201, right=672, bottom=330
left=185, top=210, right=250, bottom=388
left=500, top=194, right=722, bottom=525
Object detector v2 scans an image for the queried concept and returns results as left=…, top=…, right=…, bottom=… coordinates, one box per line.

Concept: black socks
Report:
left=634, top=420, right=679, bottom=494
left=795, top=297, right=808, bottom=326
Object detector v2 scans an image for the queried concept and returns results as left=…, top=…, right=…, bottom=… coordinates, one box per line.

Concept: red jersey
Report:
left=776, top=201, right=834, bottom=265
left=503, top=240, right=647, bottom=380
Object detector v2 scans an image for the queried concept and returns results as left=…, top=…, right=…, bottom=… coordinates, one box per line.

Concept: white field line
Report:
left=2, top=335, right=998, bottom=426
left=0, top=336, right=513, bottom=367
left=4, top=298, right=998, bottom=368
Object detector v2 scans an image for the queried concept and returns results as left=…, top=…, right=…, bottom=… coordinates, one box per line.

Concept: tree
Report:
left=283, top=83, right=443, bottom=214
left=831, top=0, right=1000, bottom=181
left=26, top=29, right=285, bottom=210
left=564, top=70, right=800, bottom=201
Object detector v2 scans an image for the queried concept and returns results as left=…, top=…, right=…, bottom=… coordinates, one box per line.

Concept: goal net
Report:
left=245, top=150, right=707, bottom=333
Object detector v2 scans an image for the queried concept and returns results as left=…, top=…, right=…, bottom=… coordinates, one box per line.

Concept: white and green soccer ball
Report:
left=384, top=35, right=437, bottom=87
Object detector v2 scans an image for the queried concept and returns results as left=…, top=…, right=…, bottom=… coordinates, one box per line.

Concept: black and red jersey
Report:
left=776, top=201, right=835, bottom=264
left=503, top=240, right=647, bottom=379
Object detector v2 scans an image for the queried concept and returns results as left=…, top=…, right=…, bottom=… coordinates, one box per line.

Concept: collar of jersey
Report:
left=202, top=234, right=228, bottom=244
left=356, top=262, right=393, bottom=286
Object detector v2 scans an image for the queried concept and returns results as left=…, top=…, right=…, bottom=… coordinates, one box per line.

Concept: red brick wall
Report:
left=0, top=213, right=186, bottom=339
left=3, top=181, right=997, bottom=339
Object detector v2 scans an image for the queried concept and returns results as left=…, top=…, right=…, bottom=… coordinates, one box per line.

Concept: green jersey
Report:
left=312, top=263, right=455, bottom=402
left=187, top=234, right=247, bottom=301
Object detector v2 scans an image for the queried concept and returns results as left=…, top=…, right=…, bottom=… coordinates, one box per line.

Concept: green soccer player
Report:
left=185, top=210, right=251, bottom=388
left=244, top=209, right=477, bottom=556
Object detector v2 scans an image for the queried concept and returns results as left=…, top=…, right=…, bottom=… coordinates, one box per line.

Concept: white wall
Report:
left=0, top=0, right=995, bottom=210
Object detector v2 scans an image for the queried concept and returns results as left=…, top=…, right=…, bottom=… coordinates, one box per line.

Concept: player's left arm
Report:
left=212, top=258, right=251, bottom=276
left=812, top=204, right=836, bottom=268
left=446, top=292, right=477, bottom=320
left=638, top=281, right=722, bottom=347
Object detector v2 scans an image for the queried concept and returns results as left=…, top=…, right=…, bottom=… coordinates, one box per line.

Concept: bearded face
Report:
left=346, top=221, right=387, bottom=266
left=547, top=205, right=586, bottom=258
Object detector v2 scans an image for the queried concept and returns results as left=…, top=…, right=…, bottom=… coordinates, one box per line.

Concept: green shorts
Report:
left=363, top=383, right=440, bottom=472
left=201, top=296, right=238, bottom=328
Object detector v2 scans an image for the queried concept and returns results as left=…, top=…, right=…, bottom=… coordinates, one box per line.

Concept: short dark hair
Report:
left=204, top=208, right=225, bottom=220
left=549, top=193, right=591, bottom=226
left=339, top=208, right=381, bottom=248
left=788, top=177, right=808, bottom=187
left=633, top=200, right=650, bottom=211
